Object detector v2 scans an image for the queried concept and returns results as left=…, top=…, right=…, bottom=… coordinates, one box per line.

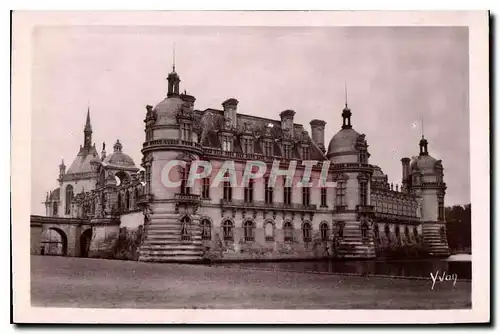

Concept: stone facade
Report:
left=37, top=65, right=450, bottom=262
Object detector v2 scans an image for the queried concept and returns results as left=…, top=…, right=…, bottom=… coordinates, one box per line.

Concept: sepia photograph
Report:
left=11, top=10, right=489, bottom=324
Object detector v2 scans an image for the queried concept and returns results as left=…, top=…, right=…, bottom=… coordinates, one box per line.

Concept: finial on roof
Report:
left=344, top=80, right=348, bottom=108
left=85, top=107, right=92, bottom=132
left=173, top=42, right=176, bottom=72
left=113, top=139, right=123, bottom=152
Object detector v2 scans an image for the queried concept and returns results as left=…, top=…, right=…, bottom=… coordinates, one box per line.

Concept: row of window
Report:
left=373, top=199, right=418, bottom=217
left=182, top=170, right=365, bottom=209
left=221, top=135, right=311, bottom=160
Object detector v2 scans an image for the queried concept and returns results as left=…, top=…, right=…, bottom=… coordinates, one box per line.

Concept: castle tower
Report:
left=326, top=97, right=375, bottom=259
left=408, top=135, right=449, bottom=257
left=138, top=62, right=204, bottom=263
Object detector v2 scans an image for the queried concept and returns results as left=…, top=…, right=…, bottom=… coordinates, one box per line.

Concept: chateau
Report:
left=33, top=64, right=450, bottom=262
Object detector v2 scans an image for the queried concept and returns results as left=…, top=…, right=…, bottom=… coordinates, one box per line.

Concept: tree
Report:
left=445, top=204, right=471, bottom=253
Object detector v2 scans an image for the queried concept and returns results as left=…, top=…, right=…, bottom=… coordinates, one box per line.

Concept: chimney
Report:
left=401, top=157, right=410, bottom=189
left=310, top=119, right=326, bottom=152
left=222, top=98, right=238, bottom=128
left=280, top=110, right=295, bottom=138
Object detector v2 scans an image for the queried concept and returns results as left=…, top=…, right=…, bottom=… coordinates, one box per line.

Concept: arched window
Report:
left=244, top=179, right=254, bottom=203
left=320, top=222, right=329, bottom=241
left=264, top=221, right=274, bottom=242
left=440, top=227, right=446, bottom=243
left=125, top=191, right=130, bottom=211
left=385, top=225, right=391, bottom=244
left=361, top=222, right=369, bottom=240
left=201, top=219, right=211, bottom=241
left=222, top=220, right=233, bottom=241
left=52, top=202, right=58, bottom=216
left=373, top=224, right=380, bottom=243
left=302, top=222, right=312, bottom=242
left=395, top=226, right=401, bottom=245
left=223, top=172, right=232, bottom=201
left=283, top=221, right=294, bottom=242
left=244, top=220, right=255, bottom=241
left=65, top=185, right=74, bottom=215
left=180, top=216, right=190, bottom=241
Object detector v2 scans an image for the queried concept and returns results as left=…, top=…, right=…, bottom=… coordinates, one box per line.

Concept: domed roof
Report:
left=410, top=154, right=437, bottom=173
left=327, top=128, right=360, bottom=156
left=372, top=166, right=386, bottom=179
left=152, top=96, right=185, bottom=126
left=103, top=140, right=136, bottom=168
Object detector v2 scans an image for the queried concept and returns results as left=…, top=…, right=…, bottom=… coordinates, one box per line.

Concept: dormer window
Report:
left=263, top=140, right=273, bottom=156
left=222, top=135, right=232, bottom=152
left=283, top=143, right=292, bottom=159
left=242, top=137, right=253, bottom=154
left=180, top=122, right=191, bottom=141
left=302, top=146, right=310, bottom=160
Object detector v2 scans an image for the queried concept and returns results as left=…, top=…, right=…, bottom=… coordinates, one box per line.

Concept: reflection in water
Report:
left=220, top=258, right=472, bottom=279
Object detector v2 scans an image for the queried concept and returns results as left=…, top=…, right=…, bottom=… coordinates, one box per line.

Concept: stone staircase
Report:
left=422, top=223, right=450, bottom=257
left=138, top=219, right=204, bottom=263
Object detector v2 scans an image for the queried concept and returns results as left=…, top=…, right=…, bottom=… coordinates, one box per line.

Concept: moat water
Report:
left=219, top=254, right=472, bottom=279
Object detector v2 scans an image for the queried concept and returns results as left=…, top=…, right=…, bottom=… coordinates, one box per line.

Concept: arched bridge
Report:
left=30, top=215, right=93, bottom=258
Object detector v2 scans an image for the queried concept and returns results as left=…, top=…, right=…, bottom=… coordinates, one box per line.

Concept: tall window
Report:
left=385, top=225, right=391, bottom=244
left=336, top=222, right=345, bottom=239
left=283, top=186, right=292, bottom=205
left=413, top=227, right=419, bottom=242
left=52, top=202, right=58, bottom=216
left=405, top=226, right=410, bottom=241
left=117, top=192, right=122, bottom=211
left=283, top=222, right=294, bottom=242
left=180, top=122, right=191, bottom=141
left=244, top=179, right=254, bottom=203
left=222, top=220, right=233, bottom=241
left=244, top=220, right=255, bottom=241
left=222, top=135, right=232, bottom=152
left=134, top=188, right=139, bottom=209
left=302, top=146, right=310, bottom=160
left=223, top=172, right=232, bottom=201
left=125, top=191, right=130, bottom=210
left=65, top=185, right=74, bottom=215
left=438, top=197, right=445, bottom=220
left=320, top=223, right=329, bottom=241
left=202, top=177, right=210, bottom=199
left=302, top=186, right=310, bottom=206
left=395, top=226, right=401, bottom=245
left=302, top=222, right=312, bottom=242
left=336, top=181, right=346, bottom=206
left=180, top=165, right=190, bottom=195
left=242, top=138, right=253, bottom=154
left=264, top=176, right=273, bottom=204
left=201, top=219, right=211, bottom=241
left=283, top=144, right=291, bottom=159
left=359, top=182, right=367, bottom=206
left=373, top=224, right=380, bottom=242
left=320, top=187, right=327, bottom=207
left=264, top=221, right=274, bottom=242
left=263, top=141, right=273, bottom=156
left=361, top=222, right=369, bottom=240
left=180, top=216, right=190, bottom=241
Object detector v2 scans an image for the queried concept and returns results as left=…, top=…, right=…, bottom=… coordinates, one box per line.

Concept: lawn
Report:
left=30, top=255, right=471, bottom=309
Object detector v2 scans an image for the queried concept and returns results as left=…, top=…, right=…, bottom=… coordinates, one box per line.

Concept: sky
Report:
left=31, top=26, right=470, bottom=215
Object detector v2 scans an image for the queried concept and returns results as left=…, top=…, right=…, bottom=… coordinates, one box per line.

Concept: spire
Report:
left=341, top=81, right=352, bottom=129
left=173, top=42, right=176, bottom=72
left=84, top=108, right=93, bottom=148
left=167, top=44, right=181, bottom=97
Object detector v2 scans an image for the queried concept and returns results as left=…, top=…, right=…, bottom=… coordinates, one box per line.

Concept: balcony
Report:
left=142, top=139, right=203, bottom=153
left=356, top=205, right=375, bottom=214
left=174, top=193, right=201, bottom=205
left=220, top=199, right=317, bottom=212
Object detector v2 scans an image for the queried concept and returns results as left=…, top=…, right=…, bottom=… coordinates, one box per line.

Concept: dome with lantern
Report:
left=327, top=103, right=368, bottom=159
left=102, top=140, right=137, bottom=169
left=410, top=136, right=438, bottom=174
